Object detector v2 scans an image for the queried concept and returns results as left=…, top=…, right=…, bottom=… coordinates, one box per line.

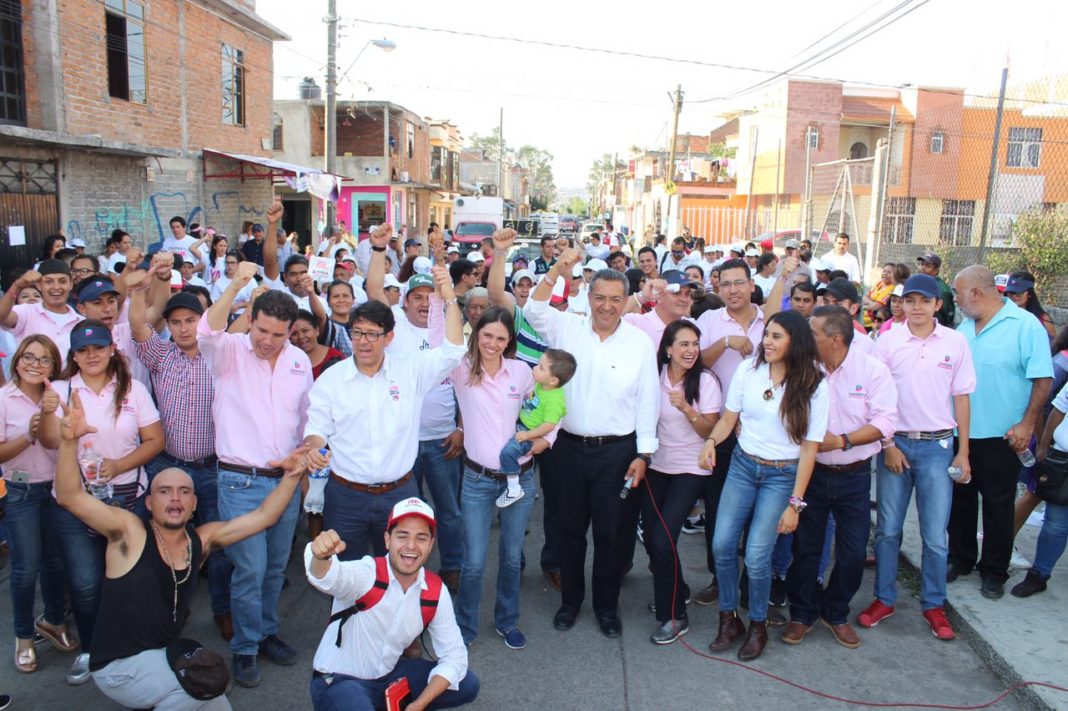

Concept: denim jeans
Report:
left=874, top=436, right=953, bottom=610
left=5, top=482, right=66, bottom=638
left=322, top=476, right=419, bottom=561
left=701, top=434, right=734, bottom=575
left=455, top=466, right=536, bottom=643
left=413, top=438, right=464, bottom=572
left=712, top=447, right=797, bottom=623
left=147, top=454, right=232, bottom=615
left=310, top=660, right=480, bottom=711
left=1033, top=501, right=1068, bottom=578
left=498, top=423, right=533, bottom=476
left=772, top=518, right=835, bottom=580
left=50, top=498, right=106, bottom=652
left=787, top=464, right=871, bottom=625
left=217, top=467, right=300, bottom=656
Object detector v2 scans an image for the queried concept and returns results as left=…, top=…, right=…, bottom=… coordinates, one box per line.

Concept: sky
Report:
left=257, top=0, right=1068, bottom=189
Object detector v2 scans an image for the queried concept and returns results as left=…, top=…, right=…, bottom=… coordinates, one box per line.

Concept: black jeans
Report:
left=949, top=437, right=1019, bottom=583
left=554, top=433, right=637, bottom=616
left=538, top=448, right=561, bottom=574
left=787, top=463, right=871, bottom=625
left=701, top=434, right=736, bottom=575
left=641, top=470, right=707, bottom=622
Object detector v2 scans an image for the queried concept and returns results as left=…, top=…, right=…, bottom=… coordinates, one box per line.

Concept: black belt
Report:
left=559, top=430, right=635, bottom=447
left=894, top=429, right=954, bottom=441
left=817, top=457, right=872, bottom=474
left=162, top=452, right=217, bottom=470
left=218, top=461, right=284, bottom=478
left=463, top=456, right=534, bottom=480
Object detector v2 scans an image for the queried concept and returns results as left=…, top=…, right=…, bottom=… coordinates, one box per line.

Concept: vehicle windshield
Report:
left=456, top=223, right=496, bottom=236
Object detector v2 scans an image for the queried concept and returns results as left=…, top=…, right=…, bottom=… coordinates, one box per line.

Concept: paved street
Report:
left=0, top=498, right=1033, bottom=710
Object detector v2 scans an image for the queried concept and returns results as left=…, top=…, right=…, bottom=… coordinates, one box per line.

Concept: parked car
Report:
left=559, top=215, right=579, bottom=233
left=454, top=221, right=497, bottom=255
left=578, top=222, right=606, bottom=244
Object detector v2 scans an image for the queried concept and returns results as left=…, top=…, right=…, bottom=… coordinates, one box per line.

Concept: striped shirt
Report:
left=513, top=304, right=548, bottom=367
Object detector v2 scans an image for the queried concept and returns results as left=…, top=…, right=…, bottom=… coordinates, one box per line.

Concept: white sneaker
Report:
left=67, top=652, right=91, bottom=685
left=1010, top=546, right=1032, bottom=569
left=496, top=489, right=525, bottom=508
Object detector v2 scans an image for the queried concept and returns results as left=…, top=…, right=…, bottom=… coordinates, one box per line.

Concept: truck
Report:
left=532, top=212, right=559, bottom=236
left=453, top=196, right=504, bottom=254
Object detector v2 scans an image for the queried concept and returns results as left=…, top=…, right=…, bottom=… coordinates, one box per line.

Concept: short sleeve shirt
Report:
left=726, top=359, right=830, bottom=460
left=519, top=383, right=566, bottom=430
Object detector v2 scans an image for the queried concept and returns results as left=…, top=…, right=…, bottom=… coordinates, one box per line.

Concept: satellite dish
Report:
left=456, top=198, right=465, bottom=208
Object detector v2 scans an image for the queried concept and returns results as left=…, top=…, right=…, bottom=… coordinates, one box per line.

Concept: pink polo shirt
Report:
left=816, top=347, right=898, bottom=466
left=874, top=320, right=976, bottom=432
left=650, top=370, right=721, bottom=475
left=198, top=313, right=312, bottom=468
left=0, top=383, right=58, bottom=484
left=4, top=303, right=82, bottom=366
left=623, top=309, right=687, bottom=348
left=695, top=305, right=764, bottom=392
left=450, top=356, right=535, bottom=471
left=51, top=374, right=159, bottom=487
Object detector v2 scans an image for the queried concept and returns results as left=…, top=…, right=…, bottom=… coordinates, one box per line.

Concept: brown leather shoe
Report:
left=34, top=617, right=78, bottom=653
left=708, top=611, right=745, bottom=652
left=737, top=620, right=768, bottom=661
left=214, top=612, right=233, bottom=642
left=543, top=570, right=562, bottom=591
left=693, top=581, right=719, bottom=606
left=821, top=619, right=860, bottom=649
left=440, top=570, right=461, bottom=595
left=402, top=639, right=423, bottom=659
left=781, top=621, right=812, bottom=645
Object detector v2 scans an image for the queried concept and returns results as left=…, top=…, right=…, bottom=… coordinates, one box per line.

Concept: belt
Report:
left=162, top=452, right=217, bottom=470
left=741, top=450, right=799, bottom=468
left=464, top=456, right=534, bottom=480
left=559, top=430, right=635, bottom=447
left=895, top=429, right=954, bottom=441
left=329, top=471, right=412, bottom=495
left=817, top=457, right=872, bottom=474
left=218, top=461, right=284, bottom=478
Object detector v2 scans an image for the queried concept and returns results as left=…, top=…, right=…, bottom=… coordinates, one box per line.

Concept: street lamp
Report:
left=337, top=39, right=397, bottom=88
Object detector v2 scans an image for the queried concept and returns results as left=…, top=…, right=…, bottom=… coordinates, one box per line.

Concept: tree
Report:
left=990, top=208, right=1068, bottom=301
left=564, top=196, right=589, bottom=217
left=468, top=128, right=512, bottom=163
left=516, top=145, right=556, bottom=208
left=709, top=142, right=737, bottom=160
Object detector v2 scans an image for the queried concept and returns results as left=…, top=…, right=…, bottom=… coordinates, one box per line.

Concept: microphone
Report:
left=619, top=476, right=636, bottom=499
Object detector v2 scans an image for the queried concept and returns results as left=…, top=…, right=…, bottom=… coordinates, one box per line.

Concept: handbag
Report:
left=166, top=639, right=229, bottom=700
left=1034, top=449, right=1068, bottom=506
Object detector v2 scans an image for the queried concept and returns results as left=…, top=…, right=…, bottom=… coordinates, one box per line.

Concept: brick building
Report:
left=0, top=0, right=289, bottom=278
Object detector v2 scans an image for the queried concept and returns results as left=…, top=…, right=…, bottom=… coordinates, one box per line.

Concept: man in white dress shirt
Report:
left=821, top=233, right=862, bottom=284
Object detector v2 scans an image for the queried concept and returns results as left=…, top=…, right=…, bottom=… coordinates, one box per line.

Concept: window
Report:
left=807, top=127, right=819, bottom=150
left=848, top=142, right=868, bottom=160
left=930, top=131, right=945, bottom=154
left=0, top=0, right=25, bottom=125
left=1007, top=127, right=1042, bottom=167
left=222, top=44, right=245, bottom=126
left=431, top=146, right=444, bottom=184
left=882, top=197, right=915, bottom=244
left=272, top=113, right=283, bottom=151
left=408, top=192, right=418, bottom=231
left=939, top=200, right=975, bottom=246
left=104, top=0, right=146, bottom=104
left=406, top=122, right=415, bottom=159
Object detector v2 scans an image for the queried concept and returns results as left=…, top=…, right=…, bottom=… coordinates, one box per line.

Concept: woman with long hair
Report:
left=398, top=255, right=419, bottom=284
left=38, top=235, right=66, bottom=264
left=644, top=320, right=721, bottom=645
left=698, top=310, right=829, bottom=661
left=43, top=320, right=163, bottom=683
left=1, top=335, right=77, bottom=672
left=203, top=234, right=229, bottom=285
left=1005, top=270, right=1056, bottom=339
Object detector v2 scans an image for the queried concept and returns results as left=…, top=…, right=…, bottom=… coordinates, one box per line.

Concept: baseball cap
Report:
left=412, top=256, right=432, bottom=275
left=901, top=274, right=940, bottom=299
left=813, top=258, right=831, bottom=272
left=916, top=253, right=942, bottom=268
left=1004, top=275, right=1035, bottom=294
left=251, top=223, right=264, bottom=233
left=383, top=274, right=402, bottom=290
left=511, top=268, right=535, bottom=285
left=446, top=245, right=460, bottom=254
left=163, top=292, right=205, bottom=319
left=170, top=269, right=184, bottom=289
left=340, top=254, right=356, bottom=264
left=585, top=258, right=608, bottom=272
left=785, top=238, right=800, bottom=249
left=571, top=263, right=584, bottom=278
left=511, top=254, right=529, bottom=266
left=38, top=258, right=71, bottom=277
left=70, top=237, right=87, bottom=248
left=387, top=497, right=436, bottom=533
left=406, top=273, right=434, bottom=292
left=760, top=238, right=774, bottom=250
left=77, top=278, right=119, bottom=303
left=744, top=248, right=760, bottom=257
left=729, top=243, right=744, bottom=255
left=825, top=278, right=860, bottom=304
left=404, top=239, right=420, bottom=249
left=70, top=322, right=113, bottom=351
left=467, top=251, right=485, bottom=264
left=994, top=273, right=1009, bottom=293
left=662, top=269, right=699, bottom=293
left=703, top=245, right=717, bottom=254
left=891, top=284, right=904, bottom=298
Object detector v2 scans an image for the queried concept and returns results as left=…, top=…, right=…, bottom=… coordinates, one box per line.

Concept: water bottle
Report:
left=304, top=448, right=329, bottom=515
left=1018, top=449, right=1037, bottom=468
left=79, top=443, right=112, bottom=500
left=947, top=466, right=965, bottom=482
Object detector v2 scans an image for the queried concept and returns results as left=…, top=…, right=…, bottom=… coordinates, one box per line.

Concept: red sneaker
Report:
left=922, top=608, right=956, bottom=641
left=856, top=599, right=895, bottom=628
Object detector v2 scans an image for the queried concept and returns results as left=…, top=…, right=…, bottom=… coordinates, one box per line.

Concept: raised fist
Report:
left=311, top=529, right=347, bottom=561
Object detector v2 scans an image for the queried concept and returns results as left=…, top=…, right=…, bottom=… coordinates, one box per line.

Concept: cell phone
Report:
left=9, top=470, right=31, bottom=484
left=385, top=677, right=411, bottom=711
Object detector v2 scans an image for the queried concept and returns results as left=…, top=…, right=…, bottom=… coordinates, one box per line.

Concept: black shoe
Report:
left=647, top=584, right=692, bottom=614
left=946, top=562, right=971, bottom=583
left=553, top=606, right=578, bottom=631
left=769, top=575, right=787, bottom=607
left=259, top=634, right=298, bottom=666
left=232, top=653, right=261, bottom=687
left=767, top=608, right=788, bottom=627
left=980, top=577, right=1004, bottom=600
left=597, top=614, right=622, bottom=639
left=1010, top=569, right=1049, bottom=598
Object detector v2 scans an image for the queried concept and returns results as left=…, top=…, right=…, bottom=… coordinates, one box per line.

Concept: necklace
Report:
left=151, top=521, right=192, bottom=622
left=763, top=373, right=784, bottom=401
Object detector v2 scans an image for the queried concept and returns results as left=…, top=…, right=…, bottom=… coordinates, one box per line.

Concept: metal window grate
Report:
left=0, top=158, right=57, bottom=194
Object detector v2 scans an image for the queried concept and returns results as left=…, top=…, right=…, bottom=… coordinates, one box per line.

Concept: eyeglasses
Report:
left=71, top=267, right=95, bottom=276
left=720, top=279, right=750, bottom=290
left=351, top=329, right=386, bottom=342
left=20, top=353, right=54, bottom=367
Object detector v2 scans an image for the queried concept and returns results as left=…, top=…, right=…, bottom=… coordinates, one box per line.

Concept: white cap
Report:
left=730, top=243, right=744, bottom=254
left=412, top=256, right=432, bottom=275
left=511, top=268, right=535, bottom=285
left=813, top=258, right=831, bottom=272
left=703, top=245, right=717, bottom=254
left=383, top=274, right=402, bottom=290
left=891, top=284, right=904, bottom=297
left=467, top=251, right=485, bottom=263
left=585, top=258, right=608, bottom=272
left=572, top=263, right=584, bottom=278
left=170, top=269, right=183, bottom=288
left=621, top=244, right=632, bottom=256
left=70, top=237, right=87, bottom=248
left=387, top=497, right=436, bottom=532
left=446, top=245, right=460, bottom=254
left=745, top=248, right=760, bottom=257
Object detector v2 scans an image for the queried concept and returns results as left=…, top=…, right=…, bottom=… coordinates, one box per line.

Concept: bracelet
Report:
left=444, top=298, right=458, bottom=306
left=689, top=412, right=700, bottom=423
left=543, top=275, right=557, bottom=287
left=707, top=436, right=717, bottom=446
left=724, top=336, right=731, bottom=351
left=371, top=245, right=386, bottom=252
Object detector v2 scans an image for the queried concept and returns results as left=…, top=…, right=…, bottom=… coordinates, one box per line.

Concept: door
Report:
left=281, top=198, right=312, bottom=253
left=0, top=158, right=59, bottom=290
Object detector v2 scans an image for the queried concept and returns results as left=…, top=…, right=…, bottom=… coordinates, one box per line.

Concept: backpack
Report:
left=327, top=556, right=443, bottom=647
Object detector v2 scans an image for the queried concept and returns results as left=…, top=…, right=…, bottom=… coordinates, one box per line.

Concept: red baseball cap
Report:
left=387, top=497, right=436, bottom=533
left=760, top=238, right=774, bottom=250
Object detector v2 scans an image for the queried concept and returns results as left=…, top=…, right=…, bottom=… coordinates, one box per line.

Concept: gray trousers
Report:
left=92, top=648, right=232, bottom=711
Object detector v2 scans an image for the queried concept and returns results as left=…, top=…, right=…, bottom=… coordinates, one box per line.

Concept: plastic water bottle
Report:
left=304, top=448, right=329, bottom=515
left=947, top=466, right=965, bottom=482
left=1018, top=449, right=1037, bottom=468
left=80, top=443, right=112, bottom=500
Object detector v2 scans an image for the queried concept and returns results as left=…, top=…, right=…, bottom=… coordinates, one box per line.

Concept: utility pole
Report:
left=978, top=66, right=1009, bottom=263
left=666, top=85, right=683, bottom=184
left=497, top=108, right=504, bottom=202
left=323, top=0, right=338, bottom=243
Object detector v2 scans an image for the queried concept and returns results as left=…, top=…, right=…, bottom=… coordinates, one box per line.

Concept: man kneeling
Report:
left=307, top=498, right=479, bottom=710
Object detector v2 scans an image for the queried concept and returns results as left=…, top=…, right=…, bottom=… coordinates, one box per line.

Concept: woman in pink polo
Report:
left=643, top=320, right=721, bottom=645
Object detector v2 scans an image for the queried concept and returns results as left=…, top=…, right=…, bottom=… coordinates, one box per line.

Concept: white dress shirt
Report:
left=822, top=250, right=862, bottom=282
left=304, top=341, right=465, bottom=483
left=305, top=548, right=467, bottom=689
left=523, top=297, right=660, bottom=453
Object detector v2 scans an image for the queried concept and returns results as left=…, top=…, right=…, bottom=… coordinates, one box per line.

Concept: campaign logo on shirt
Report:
left=849, top=384, right=866, bottom=399
left=507, top=384, right=522, bottom=401
left=389, top=382, right=401, bottom=401
left=937, top=355, right=954, bottom=371
left=120, top=397, right=136, bottom=414
left=290, top=359, right=308, bottom=376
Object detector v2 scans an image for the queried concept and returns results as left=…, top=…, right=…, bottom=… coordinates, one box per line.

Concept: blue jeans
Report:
left=498, top=423, right=533, bottom=476
left=50, top=499, right=106, bottom=652
left=455, top=466, right=536, bottom=644
left=310, top=660, right=480, bottom=710
left=413, top=438, right=464, bottom=572
left=873, top=436, right=953, bottom=610
left=147, top=454, right=232, bottom=615
left=772, top=518, right=836, bottom=580
left=322, top=476, right=419, bottom=561
left=217, top=467, right=300, bottom=656
left=5, top=482, right=66, bottom=638
left=712, top=447, right=797, bottom=623
left=1033, top=501, right=1068, bottom=578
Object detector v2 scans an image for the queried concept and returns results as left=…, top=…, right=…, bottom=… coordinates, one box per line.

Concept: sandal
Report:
left=15, top=639, right=37, bottom=673
left=35, top=616, right=79, bottom=653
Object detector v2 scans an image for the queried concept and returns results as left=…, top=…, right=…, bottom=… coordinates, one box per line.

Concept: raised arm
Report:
left=208, top=261, right=258, bottom=331
left=145, top=251, right=175, bottom=330
left=761, top=255, right=797, bottom=320
left=227, top=284, right=267, bottom=334
left=263, top=200, right=284, bottom=281
left=432, top=265, right=463, bottom=347
left=364, top=224, right=393, bottom=304
left=124, top=267, right=156, bottom=343
left=488, top=228, right=518, bottom=310
left=0, top=270, right=40, bottom=328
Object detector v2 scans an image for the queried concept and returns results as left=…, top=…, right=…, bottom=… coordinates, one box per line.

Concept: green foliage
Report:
left=1007, top=209, right=1068, bottom=301
left=564, top=196, right=589, bottom=217
left=709, top=142, right=737, bottom=160
left=516, top=145, right=556, bottom=207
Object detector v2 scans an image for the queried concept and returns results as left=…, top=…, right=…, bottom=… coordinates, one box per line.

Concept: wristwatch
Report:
left=841, top=433, right=853, bottom=451
left=637, top=454, right=651, bottom=465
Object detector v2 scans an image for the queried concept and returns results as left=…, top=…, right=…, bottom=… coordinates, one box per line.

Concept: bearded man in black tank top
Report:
left=50, top=390, right=310, bottom=710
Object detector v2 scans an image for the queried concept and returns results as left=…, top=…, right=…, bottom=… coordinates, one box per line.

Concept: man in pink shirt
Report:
left=782, top=306, right=897, bottom=650
left=198, top=261, right=313, bottom=687
left=623, top=270, right=696, bottom=345
left=859, top=274, right=975, bottom=642
left=0, top=260, right=81, bottom=365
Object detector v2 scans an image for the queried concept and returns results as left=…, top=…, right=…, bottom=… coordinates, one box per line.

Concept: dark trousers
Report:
left=786, top=463, right=871, bottom=625
left=702, top=434, right=736, bottom=575
left=641, top=470, right=707, bottom=623
left=322, top=476, right=420, bottom=561
left=949, top=437, right=1019, bottom=583
left=555, top=434, right=637, bottom=615
left=310, top=660, right=480, bottom=710
left=537, top=448, right=561, bottom=574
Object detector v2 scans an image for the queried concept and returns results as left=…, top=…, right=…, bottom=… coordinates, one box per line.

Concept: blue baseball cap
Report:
left=901, top=274, right=940, bottom=299
left=662, top=270, right=699, bottom=291
left=76, top=278, right=119, bottom=303
left=70, top=322, right=113, bottom=351
left=1004, top=275, right=1035, bottom=294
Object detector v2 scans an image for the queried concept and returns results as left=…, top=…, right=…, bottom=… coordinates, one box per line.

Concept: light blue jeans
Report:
left=217, top=467, right=300, bottom=656
left=873, top=436, right=953, bottom=610
left=454, top=465, right=536, bottom=644
left=1033, top=501, right=1068, bottom=578
left=712, top=447, right=797, bottom=623
left=4, top=482, right=66, bottom=638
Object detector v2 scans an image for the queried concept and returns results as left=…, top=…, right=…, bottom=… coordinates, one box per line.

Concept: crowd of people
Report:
left=0, top=209, right=1065, bottom=710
